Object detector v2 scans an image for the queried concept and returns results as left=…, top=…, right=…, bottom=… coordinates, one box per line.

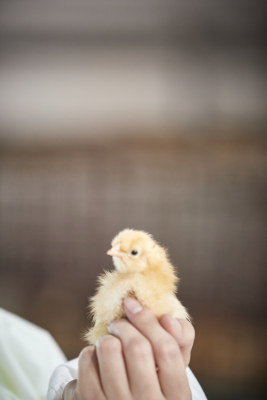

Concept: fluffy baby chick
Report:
left=85, top=228, right=190, bottom=344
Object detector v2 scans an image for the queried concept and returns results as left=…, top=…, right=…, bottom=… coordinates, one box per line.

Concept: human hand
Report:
left=63, top=297, right=195, bottom=400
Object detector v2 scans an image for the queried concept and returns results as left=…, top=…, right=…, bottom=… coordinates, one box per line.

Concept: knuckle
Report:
left=126, top=337, right=151, bottom=359
left=98, top=335, right=121, bottom=355
left=185, top=352, right=191, bottom=367
left=133, top=306, right=155, bottom=327
left=138, top=388, right=164, bottom=400
left=184, top=323, right=195, bottom=348
left=77, top=386, right=104, bottom=400
left=79, top=346, right=94, bottom=362
left=157, top=338, right=178, bottom=360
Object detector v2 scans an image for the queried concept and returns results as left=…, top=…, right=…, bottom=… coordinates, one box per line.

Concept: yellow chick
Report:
left=85, top=229, right=190, bottom=344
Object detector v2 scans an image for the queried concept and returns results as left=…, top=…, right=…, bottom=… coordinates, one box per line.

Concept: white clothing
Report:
left=47, top=357, right=207, bottom=400
left=0, top=308, right=66, bottom=400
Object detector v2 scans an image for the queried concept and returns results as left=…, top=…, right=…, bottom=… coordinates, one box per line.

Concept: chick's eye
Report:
left=131, top=249, right=138, bottom=256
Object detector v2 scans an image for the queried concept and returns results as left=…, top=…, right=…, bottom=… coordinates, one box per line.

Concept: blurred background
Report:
left=0, top=0, right=266, bottom=399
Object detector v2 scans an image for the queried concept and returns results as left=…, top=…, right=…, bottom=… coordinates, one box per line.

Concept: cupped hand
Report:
left=63, top=298, right=194, bottom=400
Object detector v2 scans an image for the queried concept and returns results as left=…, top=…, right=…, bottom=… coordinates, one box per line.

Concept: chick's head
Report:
left=107, top=229, right=166, bottom=273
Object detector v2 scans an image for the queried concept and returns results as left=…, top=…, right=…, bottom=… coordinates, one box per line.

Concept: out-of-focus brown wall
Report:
left=0, top=134, right=266, bottom=399
left=0, top=1, right=267, bottom=399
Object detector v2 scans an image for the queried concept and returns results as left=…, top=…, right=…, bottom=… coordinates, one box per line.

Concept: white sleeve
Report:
left=0, top=308, right=67, bottom=400
left=47, top=358, right=207, bottom=400
left=47, top=358, right=78, bottom=400
left=186, top=367, right=208, bottom=400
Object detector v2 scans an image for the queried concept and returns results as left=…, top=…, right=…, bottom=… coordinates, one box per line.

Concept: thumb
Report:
left=62, top=379, right=79, bottom=400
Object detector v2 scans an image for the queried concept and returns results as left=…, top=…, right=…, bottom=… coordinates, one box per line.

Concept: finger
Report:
left=62, top=379, right=77, bottom=400
left=96, top=335, right=130, bottom=399
left=159, top=315, right=195, bottom=366
left=77, top=346, right=105, bottom=400
left=108, top=319, right=161, bottom=399
left=123, top=297, right=190, bottom=399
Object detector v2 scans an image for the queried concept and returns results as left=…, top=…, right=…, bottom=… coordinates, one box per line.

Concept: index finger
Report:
left=77, top=346, right=105, bottom=400
left=122, top=297, right=190, bottom=398
left=159, top=315, right=195, bottom=366
left=62, top=380, right=77, bottom=400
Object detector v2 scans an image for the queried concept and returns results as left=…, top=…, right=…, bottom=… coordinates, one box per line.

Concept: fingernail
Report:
left=95, top=337, right=103, bottom=348
left=172, top=318, right=183, bottom=342
left=174, top=319, right=183, bottom=334
left=79, top=346, right=94, bottom=359
left=107, top=322, right=120, bottom=337
left=95, top=335, right=110, bottom=348
left=124, top=297, right=143, bottom=314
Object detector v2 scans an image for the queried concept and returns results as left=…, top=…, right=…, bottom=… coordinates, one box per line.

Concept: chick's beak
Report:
left=106, top=247, right=123, bottom=258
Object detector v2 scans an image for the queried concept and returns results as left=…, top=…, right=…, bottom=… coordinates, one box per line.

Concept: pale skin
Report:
left=63, top=297, right=195, bottom=400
